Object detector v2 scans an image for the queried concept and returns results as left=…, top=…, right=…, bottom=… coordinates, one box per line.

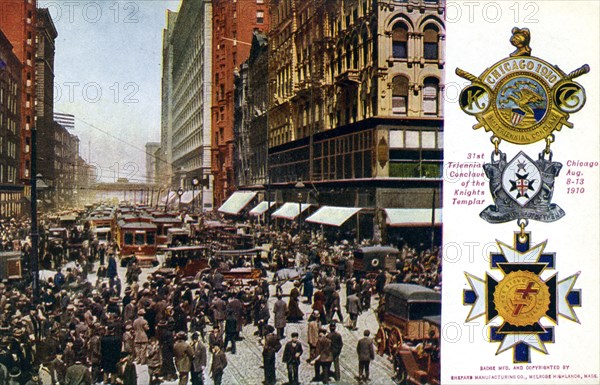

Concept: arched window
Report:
left=423, top=24, right=439, bottom=60
left=423, top=77, right=439, bottom=115
left=392, top=76, right=409, bottom=115
left=337, top=46, right=343, bottom=75
left=392, top=22, right=408, bottom=59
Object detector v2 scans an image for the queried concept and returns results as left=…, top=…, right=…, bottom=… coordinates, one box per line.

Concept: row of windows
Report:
left=392, top=76, right=440, bottom=115
left=392, top=23, right=440, bottom=60
left=0, top=164, right=18, bottom=183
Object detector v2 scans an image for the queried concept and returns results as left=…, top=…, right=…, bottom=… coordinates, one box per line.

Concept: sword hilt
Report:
left=565, top=64, right=590, bottom=80
left=456, top=68, right=480, bottom=82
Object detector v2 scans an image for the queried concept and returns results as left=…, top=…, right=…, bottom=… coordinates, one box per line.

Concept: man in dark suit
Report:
left=191, top=332, right=207, bottom=385
left=210, top=345, right=227, bottom=385
left=262, top=326, right=282, bottom=385
left=328, top=323, right=343, bottom=381
left=101, top=326, right=121, bottom=385
left=356, top=329, right=375, bottom=381
left=282, top=332, right=303, bottom=385
left=64, top=359, right=92, bottom=385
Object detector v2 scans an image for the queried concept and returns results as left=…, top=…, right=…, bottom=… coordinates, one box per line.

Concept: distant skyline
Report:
left=39, top=0, right=180, bottom=182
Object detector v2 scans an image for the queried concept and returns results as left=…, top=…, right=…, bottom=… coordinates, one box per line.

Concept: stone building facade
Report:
left=267, top=0, right=445, bottom=241
left=169, top=0, right=213, bottom=210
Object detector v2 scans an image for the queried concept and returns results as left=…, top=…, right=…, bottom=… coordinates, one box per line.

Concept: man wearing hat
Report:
left=262, top=326, right=281, bottom=385
left=190, top=332, right=207, bottom=385
left=173, top=332, right=194, bottom=385
left=328, top=323, right=343, bottom=381
left=101, top=326, right=121, bottom=385
left=282, top=332, right=303, bottom=385
left=133, top=309, right=149, bottom=364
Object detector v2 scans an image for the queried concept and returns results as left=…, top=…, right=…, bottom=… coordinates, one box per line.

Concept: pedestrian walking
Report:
left=209, top=345, right=227, bottom=385
left=346, top=292, right=361, bottom=330
left=147, top=337, right=163, bottom=385
left=306, top=311, right=320, bottom=361
left=356, top=330, right=375, bottom=382
left=282, top=332, right=303, bottom=385
left=262, top=326, right=282, bottom=385
left=190, top=332, right=207, bottom=385
left=133, top=309, right=149, bottom=364
left=224, top=312, right=237, bottom=354
left=312, top=328, right=333, bottom=384
left=328, top=323, right=343, bottom=381
left=273, top=294, right=288, bottom=339
left=173, top=331, right=194, bottom=385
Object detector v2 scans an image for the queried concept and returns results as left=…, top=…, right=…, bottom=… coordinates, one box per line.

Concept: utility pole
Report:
left=30, top=129, right=40, bottom=304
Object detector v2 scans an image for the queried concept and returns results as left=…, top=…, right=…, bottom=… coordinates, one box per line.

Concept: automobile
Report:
left=353, top=246, right=400, bottom=276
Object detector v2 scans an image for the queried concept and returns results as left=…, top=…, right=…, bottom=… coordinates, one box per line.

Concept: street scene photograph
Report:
left=0, top=0, right=445, bottom=384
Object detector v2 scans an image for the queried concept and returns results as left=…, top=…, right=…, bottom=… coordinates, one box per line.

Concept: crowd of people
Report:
left=0, top=209, right=441, bottom=385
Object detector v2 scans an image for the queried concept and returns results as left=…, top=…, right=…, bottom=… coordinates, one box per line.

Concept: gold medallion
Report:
left=458, top=28, right=589, bottom=145
left=493, top=270, right=550, bottom=326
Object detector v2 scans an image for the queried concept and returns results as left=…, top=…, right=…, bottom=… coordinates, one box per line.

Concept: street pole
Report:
left=30, top=129, right=40, bottom=304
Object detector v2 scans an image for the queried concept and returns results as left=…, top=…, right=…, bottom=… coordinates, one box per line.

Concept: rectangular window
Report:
left=257, top=10, right=264, bottom=24
left=392, top=96, right=407, bottom=115
left=135, top=232, right=145, bottom=245
left=393, top=42, right=407, bottom=58
left=424, top=43, right=438, bottom=60
left=146, top=232, right=156, bottom=245
left=124, top=233, right=134, bottom=245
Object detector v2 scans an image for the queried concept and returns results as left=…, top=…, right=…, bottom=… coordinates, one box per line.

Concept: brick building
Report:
left=0, top=0, right=37, bottom=185
left=211, top=0, right=270, bottom=207
left=0, top=29, right=23, bottom=218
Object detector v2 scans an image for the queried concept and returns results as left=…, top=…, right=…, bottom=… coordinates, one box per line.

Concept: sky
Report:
left=38, top=0, right=181, bottom=183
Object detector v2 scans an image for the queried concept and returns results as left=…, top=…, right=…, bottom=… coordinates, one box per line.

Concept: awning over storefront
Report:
left=271, top=202, right=312, bottom=220
left=180, top=191, right=201, bottom=204
left=249, top=201, right=277, bottom=216
left=384, top=208, right=442, bottom=227
left=306, top=206, right=362, bottom=227
left=218, top=191, right=257, bottom=215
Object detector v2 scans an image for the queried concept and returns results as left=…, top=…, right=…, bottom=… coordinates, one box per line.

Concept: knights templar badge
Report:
left=457, top=28, right=588, bottom=363
left=464, top=233, right=581, bottom=363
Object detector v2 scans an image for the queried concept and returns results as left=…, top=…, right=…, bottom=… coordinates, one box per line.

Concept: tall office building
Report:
left=0, top=0, right=38, bottom=185
left=211, top=0, right=271, bottom=207
left=169, top=0, right=213, bottom=210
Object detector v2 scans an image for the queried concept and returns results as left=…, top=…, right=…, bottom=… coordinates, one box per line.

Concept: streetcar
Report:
left=116, top=215, right=158, bottom=267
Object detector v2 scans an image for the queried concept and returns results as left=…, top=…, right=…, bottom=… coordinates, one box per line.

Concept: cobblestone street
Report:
left=50, top=259, right=397, bottom=385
